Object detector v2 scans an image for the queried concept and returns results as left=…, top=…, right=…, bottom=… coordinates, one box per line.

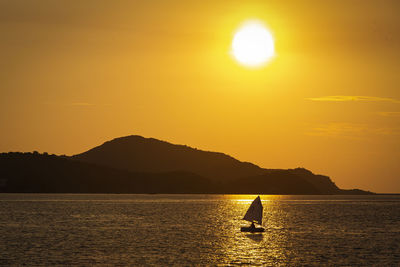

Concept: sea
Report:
left=0, top=194, right=399, bottom=266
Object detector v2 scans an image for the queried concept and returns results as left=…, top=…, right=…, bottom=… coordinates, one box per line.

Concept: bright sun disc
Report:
left=232, top=21, right=275, bottom=67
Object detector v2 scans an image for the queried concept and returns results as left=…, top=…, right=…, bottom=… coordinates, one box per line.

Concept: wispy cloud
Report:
left=69, top=102, right=95, bottom=107
left=377, top=111, right=400, bottom=117
left=306, top=122, right=400, bottom=139
left=43, top=102, right=112, bottom=107
left=306, top=96, right=400, bottom=103
left=306, top=123, right=367, bottom=139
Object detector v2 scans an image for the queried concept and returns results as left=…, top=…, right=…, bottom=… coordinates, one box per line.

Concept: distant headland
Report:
left=0, top=135, right=373, bottom=194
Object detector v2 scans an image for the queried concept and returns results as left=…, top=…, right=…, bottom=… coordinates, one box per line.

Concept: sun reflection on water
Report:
left=214, top=195, right=290, bottom=265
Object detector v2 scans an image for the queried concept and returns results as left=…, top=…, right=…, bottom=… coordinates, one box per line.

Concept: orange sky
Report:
left=1, top=0, right=400, bottom=193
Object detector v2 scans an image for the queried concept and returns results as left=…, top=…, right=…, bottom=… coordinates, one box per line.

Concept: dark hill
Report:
left=277, top=168, right=340, bottom=194
left=72, top=135, right=265, bottom=181
left=0, top=152, right=212, bottom=193
left=228, top=171, right=321, bottom=194
left=70, top=135, right=372, bottom=194
left=1, top=151, right=372, bottom=194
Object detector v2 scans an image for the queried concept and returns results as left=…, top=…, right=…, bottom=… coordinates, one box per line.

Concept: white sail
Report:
left=243, top=196, right=263, bottom=225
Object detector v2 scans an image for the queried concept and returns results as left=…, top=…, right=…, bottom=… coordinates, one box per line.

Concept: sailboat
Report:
left=240, top=196, right=265, bottom=233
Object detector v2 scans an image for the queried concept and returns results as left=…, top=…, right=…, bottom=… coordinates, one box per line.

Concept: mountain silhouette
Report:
left=72, top=135, right=265, bottom=181
left=0, top=152, right=212, bottom=193
left=0, top=135, right=373, bottom=194
left=70, top=135, right=371, bottom=194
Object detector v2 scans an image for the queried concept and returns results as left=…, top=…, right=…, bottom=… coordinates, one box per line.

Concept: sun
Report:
left=232, top=20, right=275, bottom=68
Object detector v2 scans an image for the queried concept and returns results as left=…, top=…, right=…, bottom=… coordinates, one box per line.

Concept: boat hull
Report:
left=240, top=227, right=265, bottom=233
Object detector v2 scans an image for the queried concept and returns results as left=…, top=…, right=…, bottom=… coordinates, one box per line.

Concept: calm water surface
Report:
left=1, top=194, right=399, bottom=266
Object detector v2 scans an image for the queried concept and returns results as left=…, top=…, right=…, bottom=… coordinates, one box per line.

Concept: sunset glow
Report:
left=1, top=1, right=400, bottom=193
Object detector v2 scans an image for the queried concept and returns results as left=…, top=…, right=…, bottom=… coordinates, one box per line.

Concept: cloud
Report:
left=43, top=102, right=112, bottom=107
left=306, top=96, right=400, bottom=103
left=69, top=102, right=95, bottom=106
left=306, top=122, right=400, bottom=139
left=377, top=111, right=400, bottom=117
left=306, top=123, right=367, bottom=139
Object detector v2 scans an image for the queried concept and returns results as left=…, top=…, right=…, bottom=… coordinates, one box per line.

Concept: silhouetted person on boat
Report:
left=250, top=222, right=255, bottom=230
